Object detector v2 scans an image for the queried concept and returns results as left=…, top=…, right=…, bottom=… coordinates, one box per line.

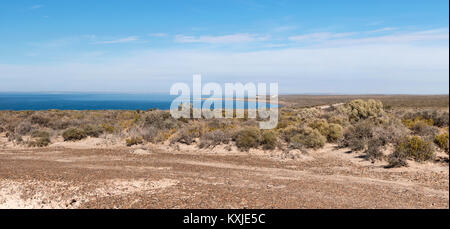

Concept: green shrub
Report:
left=341, top=99, right=384, bottom=122
left=403, top=110, right=448, bottom=128
left=394, top=136, right=435, bottom=162
left=279, top=125, right=302, bottom=142
left=327, top=123, right=343, bottom=142
left=31, top=130, right=50, bottom=139
left=83, top=125, right=104, bottom=137
left=62, top=128, right=87, bottom=141
left=101, top=123, right=116, bottom=134
left=290, top=128, right=326, bottom=149
left=308, top=119, right=329, bottom=136
left=235, top=127, right=261, bottom=151
left=261, top=130, right=277, bottom=150
left=402, top=116, right=433, bottom=129
left=435, top=132, right=449, bottom=153
left=28, top=136, right=51, bottom=147
left=126, top=137, right=143, bottom=147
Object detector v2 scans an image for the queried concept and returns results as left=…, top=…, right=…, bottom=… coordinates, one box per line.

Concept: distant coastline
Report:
left=0, top=93, right=278, bottom=111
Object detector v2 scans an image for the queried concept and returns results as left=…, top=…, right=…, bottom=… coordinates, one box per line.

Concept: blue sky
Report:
left=0, top=0, right=448, bottom=94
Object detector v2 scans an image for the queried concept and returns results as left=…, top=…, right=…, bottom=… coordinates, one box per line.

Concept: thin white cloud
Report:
left=289, top=28, right=448, bottom=45
left=273, top=26, right=298, bottom=32
left=2, top=41, right=448, bottom=94
left=93, top=36, right=139, bottom=44
left=29, top=5, right=44, bottom=10
left=366, top=27, right=397, bottom=33
left=289, top=32, right=356, bottom=41
left=175, top=33, right=269, bottom=44
left=328, top=28, right=449, bottom=46
left=149, top=33, right=167, bottom=37
left=366, top=21, right=384, bottom=26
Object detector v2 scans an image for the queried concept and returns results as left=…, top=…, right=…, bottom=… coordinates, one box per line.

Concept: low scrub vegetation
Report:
left=0, top=98, right=448, bottom=168
left=62, top=128, right=87, bottom=141
left=126, top=137, right=144, bottom=147
left=435, top=131, right=449, bottom=153
left=235, top=127, right=261, bottom=151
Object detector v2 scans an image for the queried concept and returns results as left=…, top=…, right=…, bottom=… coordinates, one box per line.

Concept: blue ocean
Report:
left=0, top=93, right=277, bottom=111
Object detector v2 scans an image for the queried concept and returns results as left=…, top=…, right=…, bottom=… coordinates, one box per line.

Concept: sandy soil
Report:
left=0, top=138, right=448, bottom=209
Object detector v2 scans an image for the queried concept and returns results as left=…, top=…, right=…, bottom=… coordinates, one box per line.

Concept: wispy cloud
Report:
left=149, top=33, right=167, bottom=37
left=93, top=36, right=139, bottom=44
left=273, top=26, right=298, bottom=32
left=328, top=28, right=449, bottom=46
left=3, top=43, right=448, bottom=93
left=288, top=28, right=448, bottom=45
left=366, top=27, right=397, bottom=33
left=175, top=33, right=269, bottom=44
left=289, top=32, right=356, bottom=41
left=29, top=5, right=44, bottom=10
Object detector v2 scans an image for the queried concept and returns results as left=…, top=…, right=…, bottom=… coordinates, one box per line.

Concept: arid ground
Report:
left=1, top=96, right=448, bottom=209
left=0, top=140, right=448, bottom=209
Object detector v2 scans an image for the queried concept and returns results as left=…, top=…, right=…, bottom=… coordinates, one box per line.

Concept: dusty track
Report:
left=0, top=144, right=448, bottom=209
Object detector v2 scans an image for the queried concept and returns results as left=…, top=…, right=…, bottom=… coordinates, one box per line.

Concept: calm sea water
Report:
left=0, top=93, right=277, bottom=111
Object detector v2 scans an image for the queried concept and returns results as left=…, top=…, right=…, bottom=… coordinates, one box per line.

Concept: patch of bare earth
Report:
left=0, top=140, right=448, bottom=209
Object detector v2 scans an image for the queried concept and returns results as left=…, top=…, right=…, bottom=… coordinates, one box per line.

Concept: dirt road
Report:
left=0, top=144, right=448, bottom=209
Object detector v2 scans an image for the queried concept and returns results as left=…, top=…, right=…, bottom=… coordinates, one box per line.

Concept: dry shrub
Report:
left=365, top=138, right=385, bottom=162
left=387, top=153, right=408, bottom=168
left=144, top=111, right=178, bottom=130
left=199, top=130, right=230, bottom=148
left=6, top=132, right=23, bottom=144
left=15, top=121, right=32, bottom=135
left=371, top=118, right=409, bottom=145
left=170, top=129, right=195, bottom=145
left=296, top=108, right=321, bottom=122
left=30, top=114, right=50, bottom=127
left=340, top=121, right=374, bottom=151
left=62, top=128, right=87, bottom=141
left=140, top=126, right=160, bottom=142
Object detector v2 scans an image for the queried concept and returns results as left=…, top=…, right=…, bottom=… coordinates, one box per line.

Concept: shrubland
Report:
left=0, top=98, right=448, bottom=168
